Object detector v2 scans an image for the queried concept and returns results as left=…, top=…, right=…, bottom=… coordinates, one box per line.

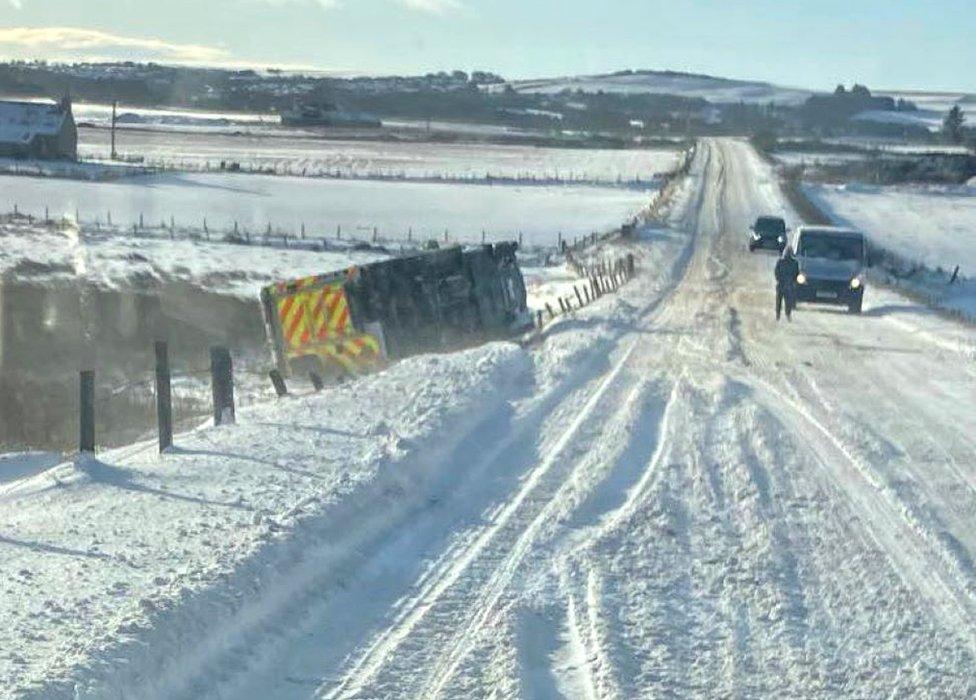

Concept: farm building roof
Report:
left=0, top=99, right=71, bottom=145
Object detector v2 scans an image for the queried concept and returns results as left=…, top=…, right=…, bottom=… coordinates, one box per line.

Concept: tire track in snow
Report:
left=417, top=362, right=664, bottom=698
left=424, top=372, right=686, bottom=697
left=321, top=338, right=644, bottom=699
left=318, top=148, right=709, bottom=700
left=744, top=371, right=976, bottom=656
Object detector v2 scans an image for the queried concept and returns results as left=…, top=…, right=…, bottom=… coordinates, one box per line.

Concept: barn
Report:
left=0, top=96, right=77, bottom=161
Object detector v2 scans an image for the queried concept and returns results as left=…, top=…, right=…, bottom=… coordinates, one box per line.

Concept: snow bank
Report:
left=0, top=453, right=63, bottom=490
left=0, top=343, right=532, bottom=697
left=0, top=206, right=694, bottom=698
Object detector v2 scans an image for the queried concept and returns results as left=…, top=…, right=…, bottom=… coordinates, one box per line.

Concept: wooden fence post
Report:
left=155, top=341, right=173, bottom=452
left=546, top=303, right=555, bottom=319
left=210, top=346, right=235, bottom=425
left=536, top=310, right=544, bottom=328
left=269, top=369, right=288, bottom=397
left=79, top=370, right=95, bottom=453
left=575, top=286, right=584, bottom=307
left=558, top=297, right=567, bottom=313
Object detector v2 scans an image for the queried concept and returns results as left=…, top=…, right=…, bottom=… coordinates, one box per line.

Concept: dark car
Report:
left=748, top=216, right=787, bottom=252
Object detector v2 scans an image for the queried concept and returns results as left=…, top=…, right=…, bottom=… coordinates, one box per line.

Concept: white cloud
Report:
left=0, top=27, right=228, bottom=63
left=8, top=0, right=24, bottom=9
left=253, top=0, right=461, bottom=13
left=255, top=0, right=340, bottom=7
left=394, top=0, right=461, bottom=13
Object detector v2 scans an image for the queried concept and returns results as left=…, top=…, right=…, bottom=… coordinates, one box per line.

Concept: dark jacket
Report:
left=775, top=255, right=800, bottom=289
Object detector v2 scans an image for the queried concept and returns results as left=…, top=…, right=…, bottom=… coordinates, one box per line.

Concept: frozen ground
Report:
left=80, top=128, right=680, bottom=184
left=4, top=139, right=976, bottom=699
left=0, top=171, right=658, bottom=248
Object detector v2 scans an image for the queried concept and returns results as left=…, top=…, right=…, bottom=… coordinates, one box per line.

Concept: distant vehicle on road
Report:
left=748, top=216, right=787, bottom=252
left=792, top=226, right=866, bottom=313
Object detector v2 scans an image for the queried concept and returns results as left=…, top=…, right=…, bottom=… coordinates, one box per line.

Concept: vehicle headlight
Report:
left=850, top=277, right=861, bottom=289
left=796, top=273, right=807, bottom=285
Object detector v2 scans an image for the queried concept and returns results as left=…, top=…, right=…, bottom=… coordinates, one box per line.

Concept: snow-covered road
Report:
left=311, top=139, right=976, bottom=697
left=6, top=138, right=976, bottom=698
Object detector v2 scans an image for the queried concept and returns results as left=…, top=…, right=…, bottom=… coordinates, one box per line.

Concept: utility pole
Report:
left=111, top=100, right=118, bottom=161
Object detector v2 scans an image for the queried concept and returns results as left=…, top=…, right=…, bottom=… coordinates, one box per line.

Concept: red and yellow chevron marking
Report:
left=308, top=283, right=351, bottom=341
left=273, top=278, right=384, bottom=375
left=316, top=333, right=384, bottom=374
left=277, top=282, right=347, bottom=354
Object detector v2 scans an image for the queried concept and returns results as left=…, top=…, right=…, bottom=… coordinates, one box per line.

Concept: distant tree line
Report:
left=0, top=62, right=955, bottom=145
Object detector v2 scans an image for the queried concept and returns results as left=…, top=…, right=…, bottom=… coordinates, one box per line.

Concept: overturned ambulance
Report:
left=260, top=243, right=530, bottom=378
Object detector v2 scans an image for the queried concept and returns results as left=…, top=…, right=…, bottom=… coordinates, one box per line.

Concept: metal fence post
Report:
left=79, top=370, right=95, bottom=453
left=210, top=346, right=235, bottom=425
left=155, top=341, right=173, bottom=452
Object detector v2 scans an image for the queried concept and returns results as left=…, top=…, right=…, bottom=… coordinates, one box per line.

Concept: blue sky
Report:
left=0, top=0, right=973, bottom=92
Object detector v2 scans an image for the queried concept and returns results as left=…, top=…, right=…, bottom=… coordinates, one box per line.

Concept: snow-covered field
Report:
left=0, top=157, right=151, bottom=181
left=0, top=217, right=389, bottom=298
left=0, top=171, right=658, bottom=248
left=855, top=91, right=973, bottom=132
left=79, top=128, right=680, bottom=183
left=73, top=102, right=280, bottom=133
left=3, top=139, right=976, bottom=699
left=498, top=71, right=812, bottom=105
left=805, top=182, right=976, bottom=318
left=852, top=109, right=946, bottom=131
left=771, top=151, right=868, bottom=168
left=805, top=182, right=976, bottom=273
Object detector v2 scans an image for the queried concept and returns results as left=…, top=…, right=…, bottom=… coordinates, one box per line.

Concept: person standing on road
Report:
left=774, top=247, right=800, bottom=321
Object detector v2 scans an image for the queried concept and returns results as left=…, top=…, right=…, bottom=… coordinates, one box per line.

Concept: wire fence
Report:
left=77, top=151, right=668, bottom=190
left=0, top=203, right=596, bottom=256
